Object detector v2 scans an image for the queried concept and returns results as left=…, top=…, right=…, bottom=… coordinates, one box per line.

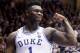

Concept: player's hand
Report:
left=53, top=13, right=66, bottom=21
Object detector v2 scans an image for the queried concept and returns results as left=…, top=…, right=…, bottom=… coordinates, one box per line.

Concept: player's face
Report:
left=26, top=5, right=43, bottom=24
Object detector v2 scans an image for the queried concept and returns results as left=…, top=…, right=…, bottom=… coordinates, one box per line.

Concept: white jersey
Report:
left=15, top=26, right=53, bottom=53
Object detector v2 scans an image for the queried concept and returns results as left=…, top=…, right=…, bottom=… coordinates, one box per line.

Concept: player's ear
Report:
left=25, top=8, right=34, bottom=16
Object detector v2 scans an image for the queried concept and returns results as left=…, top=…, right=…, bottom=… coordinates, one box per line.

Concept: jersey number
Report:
left=28, top=47, right=32, bottom=53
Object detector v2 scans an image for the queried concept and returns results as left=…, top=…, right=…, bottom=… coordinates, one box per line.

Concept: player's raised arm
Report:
left=44, top=13, right=77, bottom=46
left=6, top=31, right=16, bottom=53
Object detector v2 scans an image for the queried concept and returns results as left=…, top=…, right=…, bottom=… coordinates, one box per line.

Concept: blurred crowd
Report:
left=0, top=0, right=80, bottom=53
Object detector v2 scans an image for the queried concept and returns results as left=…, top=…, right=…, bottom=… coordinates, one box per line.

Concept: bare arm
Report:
left=76, top=30, right=80, bottom=42
left=74, top=30, right=80, bottom=47
left=44, top=13, right=77, bottom=46
left=6, top=31, right=16, bottom=53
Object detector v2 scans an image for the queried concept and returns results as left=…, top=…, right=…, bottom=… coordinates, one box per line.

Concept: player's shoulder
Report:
left=43, top=27, right=57, bottom=35
left=9, top=31, right=17, bottom=37
left=8, top=27, right=24, bottom=39
left=7, top=31, right=17, bottom=41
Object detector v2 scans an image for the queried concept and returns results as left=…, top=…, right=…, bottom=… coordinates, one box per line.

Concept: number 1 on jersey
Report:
left=28, top=47, right=32, bottom=53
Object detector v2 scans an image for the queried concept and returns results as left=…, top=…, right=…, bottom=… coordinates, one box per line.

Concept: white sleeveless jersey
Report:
left=15, top=26, right=53, bottom=53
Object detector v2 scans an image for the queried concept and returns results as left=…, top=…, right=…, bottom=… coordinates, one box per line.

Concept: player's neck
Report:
left=25, top=24, right=39, bottom=32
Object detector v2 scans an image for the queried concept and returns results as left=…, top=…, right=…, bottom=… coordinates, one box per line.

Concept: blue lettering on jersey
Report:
left=30, top=39, right=35, bottom=44
left=18, top=41, right=23, bottom=47
left=37, top=39, right=42, bottom=45
left=24, top=39, right=29, bottom=45
left=17, top=39, right=42, bottom=47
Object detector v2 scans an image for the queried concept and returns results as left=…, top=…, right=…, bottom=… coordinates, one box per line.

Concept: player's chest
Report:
left=15, top=32, right=44, bottom=47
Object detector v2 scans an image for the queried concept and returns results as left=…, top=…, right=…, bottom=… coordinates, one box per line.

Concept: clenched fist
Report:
left=53, top=13, right=66, bottom=21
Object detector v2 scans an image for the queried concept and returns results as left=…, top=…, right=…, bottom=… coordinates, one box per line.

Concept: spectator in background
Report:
left=0, top=36, right=6, bottom=53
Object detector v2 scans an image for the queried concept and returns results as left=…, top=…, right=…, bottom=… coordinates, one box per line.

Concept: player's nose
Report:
left=38, top=12, right=43, bottom=16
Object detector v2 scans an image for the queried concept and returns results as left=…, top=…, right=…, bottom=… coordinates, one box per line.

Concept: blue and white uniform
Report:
left=15, top=26, right=53, bottom=53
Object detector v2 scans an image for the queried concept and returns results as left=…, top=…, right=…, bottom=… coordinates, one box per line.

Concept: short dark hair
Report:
left=25, top=1, right=41, bottom=10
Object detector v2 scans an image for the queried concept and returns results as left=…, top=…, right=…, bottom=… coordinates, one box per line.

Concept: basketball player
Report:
left=6, top=2, right=77, bottom=53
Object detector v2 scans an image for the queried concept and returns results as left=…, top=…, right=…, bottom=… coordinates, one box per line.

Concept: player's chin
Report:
left=35, top=16, right=42, bottom=22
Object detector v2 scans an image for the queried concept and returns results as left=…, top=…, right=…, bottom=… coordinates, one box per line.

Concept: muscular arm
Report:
left=73, top=30, right=80, bottom=48
left=76, top=30, right=80, bottom=42
left=6, top=31, right=16, bottom=53
left=44, top=13, right=77, bottom=46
